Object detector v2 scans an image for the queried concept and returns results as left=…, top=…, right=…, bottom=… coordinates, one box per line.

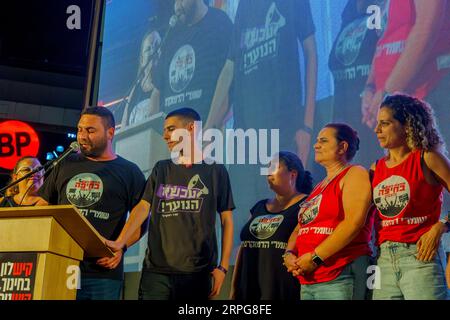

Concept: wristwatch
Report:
left=311, top=252, right=324, bottom=266
left=216, top=265, right=228, bottom=274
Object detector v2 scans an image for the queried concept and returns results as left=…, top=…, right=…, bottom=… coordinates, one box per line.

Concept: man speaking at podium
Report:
left=36, top=107, right=146, bottom=300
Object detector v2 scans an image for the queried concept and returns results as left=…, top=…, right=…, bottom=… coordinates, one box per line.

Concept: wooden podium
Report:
left=0, top=205, right=113, bottom=300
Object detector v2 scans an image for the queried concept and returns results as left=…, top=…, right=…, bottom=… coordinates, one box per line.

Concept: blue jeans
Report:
left=76, top=278, right=123, bottom=300
left=373, top=241, right=447, bottom=300
left=300, top=255, right=371, bottom=300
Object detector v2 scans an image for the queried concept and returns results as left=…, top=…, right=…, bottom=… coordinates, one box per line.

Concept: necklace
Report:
left=317, top=164, right=351, bottom=192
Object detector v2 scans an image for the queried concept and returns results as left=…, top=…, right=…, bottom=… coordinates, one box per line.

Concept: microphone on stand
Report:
left=43, top=141, right=80, bottom=172
left=169, top=14, right=179, bottom=28
left=0, top=142, right=80, bottom=197
left=18, top=142, right=79, bottom=205
left=156, top=14, right=179, bottom=57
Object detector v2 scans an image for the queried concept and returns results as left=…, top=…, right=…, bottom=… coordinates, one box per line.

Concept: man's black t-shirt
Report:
left=141, top=160, right=235, bottom=274
left=329, top=15, right=379, bottom=122
left=328, top=7, right=381, bottom=167
left=38, top=153, right=145, bottom=280
left=153, top=7, right=233, bottom=121
left=235, top=198, right=304, bottom=300
left=228, top=0, right=315, bottom=131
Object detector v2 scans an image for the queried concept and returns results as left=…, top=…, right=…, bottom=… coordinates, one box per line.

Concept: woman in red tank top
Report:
left=372, top=94, right=449, bottom=300
left=283, top=123, right=374, bottom=300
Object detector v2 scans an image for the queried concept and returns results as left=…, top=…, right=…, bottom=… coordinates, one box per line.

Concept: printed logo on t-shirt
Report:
left=335, top=18, right=368, bottom=66
left=373, top=175, right=410, bottom=217
left=66, top=173, right=103, bottom=208
left=249, top=214, right=284, bottom=240
left=169, top=45, right=196, bottom=93
left=298, top=194, right=322, bottom=226
left=241, top=2, right=286, bottom=74
left=156, top=174, right=209, bottom=216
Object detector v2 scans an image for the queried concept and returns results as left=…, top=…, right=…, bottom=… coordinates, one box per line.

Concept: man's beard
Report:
left=177, top=6, right=195, bottom=25
left=79, top=140, right=107, bottom=158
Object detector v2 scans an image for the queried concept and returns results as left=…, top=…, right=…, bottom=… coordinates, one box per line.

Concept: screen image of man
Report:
left=148, top=0, right=233, bottom=122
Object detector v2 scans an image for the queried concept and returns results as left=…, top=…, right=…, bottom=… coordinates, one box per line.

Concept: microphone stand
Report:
left=120, top=58, right=153, bottom=129
left=0, top=164, right=46, bottom=197
left=0, top=151, right=69, bottom=197
left=120, top=79, right=140, bottom=129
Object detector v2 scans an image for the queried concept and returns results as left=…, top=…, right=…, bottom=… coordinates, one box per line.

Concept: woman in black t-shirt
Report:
left=231, top=151, right=313, bottom=300
left=0, top=156, right=43, bottom=207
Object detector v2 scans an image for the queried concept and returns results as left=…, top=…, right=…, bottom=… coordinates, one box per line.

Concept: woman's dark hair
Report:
left=324, top=123, right=360, bottom=161
left=277, top=151, right=313, bottom=194
left=380, top=94, right=445, bottom=152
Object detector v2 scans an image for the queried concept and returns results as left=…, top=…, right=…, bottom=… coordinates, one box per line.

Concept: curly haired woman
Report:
left=371, top=94, right=450, bottom=299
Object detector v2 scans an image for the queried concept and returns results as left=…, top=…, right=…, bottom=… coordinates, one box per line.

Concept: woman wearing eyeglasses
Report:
left=284, top=123, right=374, bottom=300
left=0, top=156, right=44, bottom=207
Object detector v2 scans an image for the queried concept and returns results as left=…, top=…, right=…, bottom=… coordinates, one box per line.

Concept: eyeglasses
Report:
left=15, top=166, right=43, bottom=176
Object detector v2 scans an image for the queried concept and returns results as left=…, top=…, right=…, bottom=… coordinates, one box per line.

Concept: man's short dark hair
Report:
left=165, top=107, right=201, bottom=123
left=81, top=106, right=115, bottom=129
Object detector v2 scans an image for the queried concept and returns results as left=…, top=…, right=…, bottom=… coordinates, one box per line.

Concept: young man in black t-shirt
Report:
left=36, top=107, right=146, bottom=300
left=106, top=107, right=234, bottom=300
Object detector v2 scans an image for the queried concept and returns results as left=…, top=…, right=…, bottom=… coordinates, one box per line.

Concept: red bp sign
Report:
left=0, top=121, right=40, bottom=170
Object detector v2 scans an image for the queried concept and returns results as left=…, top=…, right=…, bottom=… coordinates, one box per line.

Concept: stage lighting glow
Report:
left=46, top=152, right=55, bottom=161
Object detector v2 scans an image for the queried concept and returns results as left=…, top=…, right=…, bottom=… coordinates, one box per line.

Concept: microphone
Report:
left=44, top=141, right=80, bottom=172
left=0, top=142, right=80, bottom=196
left=169, top=14, right=178, bottom=28
left=156, top=14, right=179, bottom=57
